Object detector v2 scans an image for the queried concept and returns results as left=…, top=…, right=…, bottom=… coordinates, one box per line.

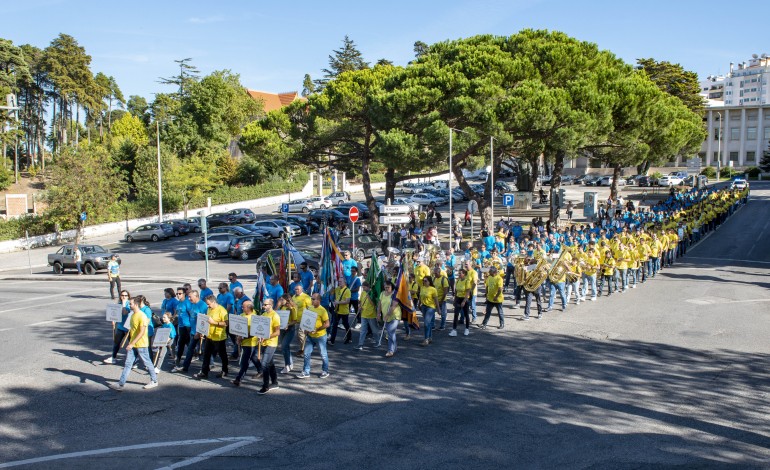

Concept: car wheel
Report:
left=84, top=263, right=97, bottom=275
left=335, top=200, right=342, bottom=206
left=240, top=251, right=249, bottom=261
left=195, top=227, right=201, bottom=233
left=53, top=262, right=63, bottom=275
left=126, top=236, right=134, bottom=243
left=207, top=248, right=219, bottom=260
left=302, top=207, right=309, bottom=213
left=151, top=234, right=159, bottom=242
left=239, top=218, right=246, bottom=224
left=173, top=230, right=180, bottom=237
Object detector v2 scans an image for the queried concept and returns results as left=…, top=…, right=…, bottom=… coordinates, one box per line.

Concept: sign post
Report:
left=199, top=210, right=209, bottom=281
left=502, top=193, right=514, bottom=220
left=686, top=157, right=702, bottom=188
left=348, top=206, right=359, bottom=253
left=281, top=203, right=289, bottom=221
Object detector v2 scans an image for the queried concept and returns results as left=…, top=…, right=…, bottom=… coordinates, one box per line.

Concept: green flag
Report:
left=367, top=254, right=383, bottom=302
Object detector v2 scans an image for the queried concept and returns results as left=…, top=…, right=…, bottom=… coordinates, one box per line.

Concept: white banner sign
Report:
left=300, top=309, right=318, bottom=333
left=250, top=315, right=272, bottom=339
left=106, top=303, right=123, bottom=322
left=379, top=215, right=411, bottom=224
left=152, top=327, right=172, bottom=347
left=381, top=205, right=411, bottom=214
left=196, top=314, right=210, bottom=337
left=229, top=314, right=249, bottom=337
left=276, top=309, right=291, bottom=330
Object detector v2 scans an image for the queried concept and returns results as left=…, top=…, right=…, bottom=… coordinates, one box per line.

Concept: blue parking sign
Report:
left=502, top=194, right=515, bottom=207
left=281, top=203, right=289, bottom=213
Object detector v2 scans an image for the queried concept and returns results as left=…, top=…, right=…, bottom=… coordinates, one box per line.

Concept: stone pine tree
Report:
left=314, top=35, right=369, bottom=89
left=760, top=144, right=770, bottom=172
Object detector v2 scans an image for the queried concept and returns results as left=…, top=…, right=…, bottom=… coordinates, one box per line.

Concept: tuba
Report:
left=401, top=248, right=415, bottom=275
left=523, top=253, right=550, bottom=291
left=513, top=256, right=527, bottom=285
left=424, top=244, right=440, bottom=269
left=548, top=250, right=572, bottom=284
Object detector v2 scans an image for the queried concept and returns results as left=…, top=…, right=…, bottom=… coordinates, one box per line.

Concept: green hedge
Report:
left=700, top=166, right=717, bottom=178
left=745, top=166, right=761, bottom=177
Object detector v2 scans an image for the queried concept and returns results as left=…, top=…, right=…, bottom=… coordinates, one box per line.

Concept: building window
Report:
left=747, top=127, right=757, bottom=140
left=746, top=151, right=756, bottom=163
left=713, top=151, right=719, bottom=163
left=747, top=112, right=758, bottom=121
left=730, top=127, right=740, bottom=140
left=714, top=127, right=721, bottom=140
left=729, top=151, right=739, bottom=162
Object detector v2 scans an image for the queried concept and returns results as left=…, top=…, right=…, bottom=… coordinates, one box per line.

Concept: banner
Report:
left=276, top=309, right=290, bottom=330
left=300, top=309, right=318, bottom=333
left=229, top=315, right=249, bottom=337
left=196, top=314, right=210, bottom=337
left=152, top=327, right=172, bottom=347
left=106, top=303, right=123, bottom=322
left=250, top=315, right=272, bottom=339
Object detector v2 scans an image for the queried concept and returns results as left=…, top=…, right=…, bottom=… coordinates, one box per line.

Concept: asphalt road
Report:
left=0, top=184, right=769, bottom=469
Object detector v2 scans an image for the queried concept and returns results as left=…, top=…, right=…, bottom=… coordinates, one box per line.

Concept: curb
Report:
left=0, top=275, right=199, bottom=284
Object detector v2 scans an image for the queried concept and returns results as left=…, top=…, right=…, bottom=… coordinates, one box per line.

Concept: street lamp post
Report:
left=448, top=127, right=453, bottom=250
left=716, top=111, right=722, bottom=183
left=490, top=136, right=495, bottom=231
left=156, top=121, right=163, bottom=223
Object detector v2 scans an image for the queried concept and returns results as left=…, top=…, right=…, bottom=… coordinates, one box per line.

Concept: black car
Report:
left=228, top=235, right=278, bottom=260
left=307, top=209, right=348, bottom=225
left=285, top=215, right=320, bottom=235
left=336, top=202, right=371, bottom=220
left=227, top=208, right=257, bottom=224
left=185, top=217, right=202, bottom=233
left=637, top=176, right=657, bottom=187
left=209, top=225, right=271, bottom=237
left=205, top=212, right=238, bottom=228
left=337, top=234, right=383, bottom=259
left=165, top=219, right=190, bottom=237
left=256, top=248, right=321, bottom=277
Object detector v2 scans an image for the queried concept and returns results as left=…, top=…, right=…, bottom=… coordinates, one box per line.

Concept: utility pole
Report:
left=156, top=121, right=163, bottom=222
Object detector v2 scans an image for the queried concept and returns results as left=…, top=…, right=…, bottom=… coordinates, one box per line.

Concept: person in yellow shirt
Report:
left=481, top=265, right=505, bottom=329
left=353, top=281, right=378, bottom=351
left=419, top=276, right=439, bottom=346
left=637, top=240, right=651, bottom=283
left=232, top=300, right=258, bottom=387
left=565, top=255, right=582, bottom=304
left=297, top=293, right=331, bottom=379
left=463, top=260, right=480, bottom=323
left=649, top=234, right=662, bottom=277
left=599, top=250, right=616, bottom=296
left=281, top=285, right=312, bottom=374
left=377, top=281, right=401, bottom=357
left=449, top=268, right=472, bottom=336
left=110, top=296, right=159, bottom=391
left=329, top=277, right=351, bottom=345
left=432, top=265, right=450, bottom=330
left=194, top=295, right=230, bottom=380
left=255, top=298, right=281, bottom=394
left=627, top=242, right=640, bottom=289
left=580, top=247, right=600, bottom=301
left=615, top=244, right=631, bottom=292
left=414, top=259, right=430, bottom=286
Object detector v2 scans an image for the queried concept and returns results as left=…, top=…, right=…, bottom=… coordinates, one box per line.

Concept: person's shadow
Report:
left=53, top=348, right=107, bottom=366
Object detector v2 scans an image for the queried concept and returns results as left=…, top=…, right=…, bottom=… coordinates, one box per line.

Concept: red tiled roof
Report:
left=246, top=89, right=305, bottom=113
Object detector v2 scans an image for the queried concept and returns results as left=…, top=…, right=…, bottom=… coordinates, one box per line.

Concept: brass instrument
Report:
left=401, top=248, right=415, bottom=276
left=548, top=250, right=572, bottom=284
left=424, top=244, right=440, bottom=270
left=513, top=256, right=527, bottom=285
left=523, top=253, right=550, bottom=291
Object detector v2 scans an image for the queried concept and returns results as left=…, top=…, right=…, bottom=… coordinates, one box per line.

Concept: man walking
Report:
left=107, top=254, right=121, bottom=300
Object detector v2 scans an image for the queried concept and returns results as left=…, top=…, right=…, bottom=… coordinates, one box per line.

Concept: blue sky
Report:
left=4, top=0, right=769, bottom=102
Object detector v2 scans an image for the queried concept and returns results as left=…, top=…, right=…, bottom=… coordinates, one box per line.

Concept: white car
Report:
left=595, top=176, right=626, bottom=187
left=279, top=199, right=314, bottom=213
left=195, top=233, right=234, bottom=260
left=658, top=175, right=684, bottom=186
left=307, top=196, right=333, bottom=209
left=731, top=178, right=748, bottom=190
left=392, top=197, right=419, bottom=211
left=409, top=193, right=445, bottom=206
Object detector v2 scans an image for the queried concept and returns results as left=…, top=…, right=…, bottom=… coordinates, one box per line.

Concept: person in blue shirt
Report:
left=137, top=295, right=155, bottom=345
left=233, top=287, right=251, bottom=315
left=483, top=231, right=496, bottom=252
left=174, top=290, right=207, bottom=373
left=173, top=287, right=191, bottom=368
left=265, top=276, right=284, bottom=307
left=228, top=272, right=243, bottom=294
left=288, top=273, right=303, bottom=295
left=216, top=283, right=235, bottom=314
left=348, top=266, right=362, bottom=329
left=198, top=278, right=214, bottom=300
left=299, top=263, right=314, bottom=293
left=341, top=251, right=358, bottom=285
left=160, top=288, right=179, bottom=359
left=104, top=289, right=132, bottom=364
left=154, top=313, right=177, bottom=373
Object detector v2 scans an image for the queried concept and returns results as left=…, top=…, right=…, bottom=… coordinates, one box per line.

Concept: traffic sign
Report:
left=379, top=215, right=410, bottom=224
left=381, top=205, right=411, bottom=214
left=348, top=206, right=359, bottom=223
left=468, top=199, right=478, bottom=214
left=280, top=203, right=289, bottom=213
left=502, top=194, right=514, bottom=207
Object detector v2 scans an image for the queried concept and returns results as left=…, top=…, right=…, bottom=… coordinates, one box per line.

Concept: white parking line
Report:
left=686, top=256, right=770, bottom=265
left=0, top=436, right=261, bottom=469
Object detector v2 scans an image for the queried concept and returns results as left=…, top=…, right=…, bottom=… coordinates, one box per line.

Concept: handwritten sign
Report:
left=250, top=315, right=272, bottom=339
left=152, top=327, right=172, bottom=347
left=106, top=303, right=123, bottom=322
left=196, top=314, right=210, bottom=337
left=276, top=309, right=290, bottom=330
left=300, top=309, right=318, bottom=333
left=229, top=314, right=249, bottom=337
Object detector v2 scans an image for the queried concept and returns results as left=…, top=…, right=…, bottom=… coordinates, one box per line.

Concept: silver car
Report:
left=279, top=199, right=314, bottom=214
left=194, top=233, right=234, bottom=260
left=307, top=196, right=333, bottom=209
left=124, top=223, right=172, bottom=242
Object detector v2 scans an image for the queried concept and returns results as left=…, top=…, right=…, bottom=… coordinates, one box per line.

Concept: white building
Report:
left=699, top=54, right=770, bottom=168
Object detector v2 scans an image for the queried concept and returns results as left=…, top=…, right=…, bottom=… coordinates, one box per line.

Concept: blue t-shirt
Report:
left=161, top=297, right=178, bottom=315
left=229, top=281, right=244, bottom=293
left=349, top=276, right=362, bottom=301
left=117, top=300, right=131, bottom=332
left=141, top=305, right=154, bottom=338
left=175, top=299, right=192, bottom=328
left=234, top=295, right=252, bottom=315
left=483, top=235, right=496, bottom=251
left=300, top=270, right=314, bottom=292
left=217, top=292, right=235, bottom=313
left=160, top=322, right=177, bottom=340
left=289, top=281, right=302, bottom=295
left=189, top=300, right=208, bottom=336
left=341, top=259, right=357, bottom=281
left=265, top=283, right=284, bottom=306
left=199, top=287, right=214, bottom=301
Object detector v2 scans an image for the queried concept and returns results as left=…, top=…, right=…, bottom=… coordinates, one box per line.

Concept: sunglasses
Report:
left=176, top=293, right=184, bottom=296
left=120, top=294, right=129, bottom=298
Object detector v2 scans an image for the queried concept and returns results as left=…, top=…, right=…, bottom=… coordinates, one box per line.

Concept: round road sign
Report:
left=348, top=206, right=360, bottom=223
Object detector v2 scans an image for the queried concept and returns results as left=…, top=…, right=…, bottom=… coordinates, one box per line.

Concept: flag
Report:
left=366, top=253, right=383, bottom=302
left=393, top=266, right=419, bottom=330
left=254, top=271, right=270, bottom=313
left=319, top=227, right=344, bottom=296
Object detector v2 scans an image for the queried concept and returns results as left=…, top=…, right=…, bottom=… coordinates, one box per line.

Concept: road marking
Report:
left=0, top=436, right=261, bottom=469
left=0, top=282, right=152, bottom=313
left=686, top=256, right=770, bottom=265
left=0, top=298, right=89, bottom=316
left=686, top=298, right=770, bottom=305
left=28, top=318, right=66, bottom=327
left=155, top=437, right=260, bottom=469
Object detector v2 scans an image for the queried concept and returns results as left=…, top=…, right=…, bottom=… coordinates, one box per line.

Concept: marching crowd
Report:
left=105, top=184, right=749, bottom=393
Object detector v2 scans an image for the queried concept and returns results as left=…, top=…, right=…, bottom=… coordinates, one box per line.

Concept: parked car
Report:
left=256, top=248, right=321, bottom=277
left=575, top=173, right=599, bottom=185
left=124, top=223, right=173, bottom=242
left=165, top=219, right=190, bottom=237
left=658, top=174, right=684, bottom=186
left=636, top=175, right=657, bottom=187
left=392, top=197, right=420, bottom=211
left=47, top=244, right=119, bottom=275
left=431, top=180, right=449, bottom=189
left=236, top=224, right=280, bottom=238
left=731, top=178, right=748, bottom=190
left=434, top=188, right=462, bottom=202
left=307, top=196, right=333, bottom=209
left=279, top=199, right=315, bottom=214
left=337, top=202, right=371, bottom=219
left=307, top=209, right=349, bottom=225
left=409, top=193, right=445, bottom=206
left=205, top=212, right=239, bottom=228
left=683, top=175, right=708, bottom=187
left=209, top=225, right=269, bottom=237
left=452, top=188, right=470, bottom=201
left=185, top=217, right=202, bottom=233
left=401, top=182, right=427, bottom=194
left=228, top=235, right=278, bottom=260
left=194, top=233, right=234, bottom=260
left=251, top=220, right=302, bottom=238
left=226, top=208, right=257, bottom=224
left=337, top=234, right=383, bottom=259
left=560, top=175, right=576, bottom=186
left=595, top=176, right=626, bottom=187
left=285, top=215, right=320, bottom=235
left=420, top=189, right=449, bottom=204
left=328, top=191, right=351, bottom=205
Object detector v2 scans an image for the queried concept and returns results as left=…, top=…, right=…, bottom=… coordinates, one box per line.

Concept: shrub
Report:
left=0, top=166, right=11, bottom=191
left=651, top=171, right=663, bottom=180
left=745, top=166, right=761, bottom=177
left=719, top=166, right=739, bottom=178
left=700, top=166, right=716, bottom=178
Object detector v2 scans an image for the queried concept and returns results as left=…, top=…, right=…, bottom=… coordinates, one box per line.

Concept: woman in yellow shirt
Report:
left=449, top=268, right=472, bottom=336
left=378, top=281, right=401, bottom=357
left=419, top=276, right=438, bottom=346
left=354, top=281, right=378, bottom=351
left=599, top=250, right=616, bottom=297
left=110, top=296, right=158, bottom=391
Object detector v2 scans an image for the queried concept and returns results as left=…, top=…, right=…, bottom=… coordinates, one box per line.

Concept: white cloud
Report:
left=187, top=15, right=225, bottom=24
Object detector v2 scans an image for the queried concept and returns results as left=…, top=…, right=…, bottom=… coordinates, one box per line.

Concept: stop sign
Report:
left=348, top=206, right=359, bottom=223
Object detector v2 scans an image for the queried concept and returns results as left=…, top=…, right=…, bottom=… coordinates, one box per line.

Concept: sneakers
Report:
left=438, top=326, right=446, bottom=331
left=590, top=297, right=597, bottom=301
left=478, top=324, right=487, bottom=330
left=420, top=339, right=430, bottom=346
left=193, top=372, right=207, bottom=380
left=545, top=307, right=553, bottom=312
left=217, top=371, right=228, bottom=378
left=384, top=352, right=394, bottom=358
left=271, top=383, right=280, bottom=390
left=103, top=357, right=115, bottom=364
left=108, top=382, right=124, bottom=391
left=354, top=346, right=363, bottom=351
left=521, top=316, right=530, bottom=321
left=154, top=367, right=160, bottom=374
left=257, top=386, right=271, bottom=395
left=497, top=324, right=504, bottom=329
left=171, top=366, right=186, bottom=373
left=252, top=372, right=263, bottom=379
left=319, top=371, right=330, bottom=379
left=512, top=304, right=519, bottom=309
left=296, top=372, right=310, bottom=379
left=463, top=328, right=470, bottom=336
left=280, top=365, right=292, bottom=374
left=143, top=381, right=158, bottom=390
left=231, top=379, right=241, bottom=387
left=448, top=329, right=458, bottom=337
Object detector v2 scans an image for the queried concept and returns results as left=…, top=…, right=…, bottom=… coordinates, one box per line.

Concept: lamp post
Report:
left=490, top=136, right=495, bottom=231
left=156, top=121, right=163, bottom=223
left=716, top=111, right=722, bottom=183
left=448, top=127, right=453, bottom=250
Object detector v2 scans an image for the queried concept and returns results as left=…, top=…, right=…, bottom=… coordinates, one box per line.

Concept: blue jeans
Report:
left=235, top=345, right=261, bottom=381
left=303, top=334, right=329, bottom=374
left=119, top=347, right=157, bottom=385
left=421, top=306, right=436, bottom=340
left=437, top=301, right=447, bottom=329
left=581, top=274, right=597, bottom=298
left=470, top=295, right=477, bottom=321
left=566, top=280, right=580, bottom=302
left=358, top=318, right=379, bottom=348
left=282, top=325, right=296, bottom=367
left=651, top=257, right=660, bottom=276
left=548, top=282, right=567, bottom=309
left=618, top=268, right=628, bottom=290
left=629, top=268, right=638, bottom=286
left=385, top=320, right=399, bottom=354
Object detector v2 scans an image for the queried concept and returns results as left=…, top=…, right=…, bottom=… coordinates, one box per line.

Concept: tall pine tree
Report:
left=315, top=35, right=368, bottom=89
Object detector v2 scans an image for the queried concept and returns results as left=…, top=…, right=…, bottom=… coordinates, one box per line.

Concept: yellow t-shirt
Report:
left=129, top=311, right=150, bottom=348
left=334, top=287, right=351, bottom=304
left=602, top=258, right=616, bottom=276
left=359, top=293, right=376, bottom=319
left=379, top=293, right=401, bottom=323
left=208, top=305, right=228, bottom=341
left=414, top=264, right=430, bottom=285
left=467, top=268, right=479, bottom=295
left=485, top=274, right=504, bottom=303
left=433, top=274, right=449, bottom=300
left=582, top=254, right=599, bottom=276
left=241, top=313, right=257, bottom=347
left=307, top=305, right=330, bottom=338
left=455, top=277, right=470, bottom=299
left=616, top=250, right=629, bottom=270
left=260, top=310, right=281, bottom=348
left=419, top=286, right=438, bottom=309
left=292, top=293, right=312, bottom=323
